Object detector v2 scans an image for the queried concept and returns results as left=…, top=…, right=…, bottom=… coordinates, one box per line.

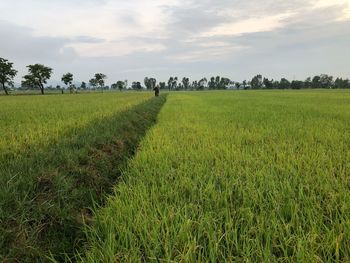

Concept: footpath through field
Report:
left=82, top=90, right=350, bottom=262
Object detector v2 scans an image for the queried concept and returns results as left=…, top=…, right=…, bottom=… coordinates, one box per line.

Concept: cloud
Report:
left=0, top=0, right=349, bottom=84
left=69, top=40, right=166, bottom=57
left=200, top=13, right=295, bottom=37
left=0, top=21, right=77, bottom=62
left=72, top=36, right=106, bottom=43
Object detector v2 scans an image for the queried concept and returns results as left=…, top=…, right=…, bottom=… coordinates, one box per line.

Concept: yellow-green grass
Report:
left=0, top=92, right=150, bottom=153
left=0, top=92, right=168, bottom=261
left=83, top=90, right=350, bottom=262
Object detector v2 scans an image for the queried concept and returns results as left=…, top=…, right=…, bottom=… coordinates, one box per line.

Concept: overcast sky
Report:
left=1, top=0, right=349, bottom=85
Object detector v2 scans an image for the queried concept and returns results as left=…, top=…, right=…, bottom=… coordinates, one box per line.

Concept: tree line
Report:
left=1, top=57, right=349, bottom=95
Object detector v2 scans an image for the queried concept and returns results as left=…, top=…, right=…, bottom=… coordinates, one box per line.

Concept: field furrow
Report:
left=0, top=93, right=168, bottom=261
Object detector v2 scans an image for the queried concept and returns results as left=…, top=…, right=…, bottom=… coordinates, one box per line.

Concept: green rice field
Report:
left=0, top=92, right=162, bottom=261
left=82, top=91, right=350, bottom=262
left=1, top=90, right=350, bottom=262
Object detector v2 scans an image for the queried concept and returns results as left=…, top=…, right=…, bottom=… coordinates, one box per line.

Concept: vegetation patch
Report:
left=81, top=91, right=350, bottom=262
left=0, top=93, right=166, bottom=262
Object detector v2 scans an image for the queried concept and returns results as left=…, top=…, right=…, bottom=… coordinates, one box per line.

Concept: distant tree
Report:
left=94, top=73, right=107, bottom=91
left=89, top=78, right=98, bottom=89
left=143, top=77, right=152, bottom=90
left=251, top=75, right=263, bottom=89
left=167, top=76, right=177, bottom=90
left=70, top=84, right=77, bottom=93
left=61, top=72, right=73, bottom=86
left=144, top=77, right=156, bottom=90
left=132, top=81, right=142, bottom=90
left=144, top=77, right=150, bottom=90
left=144, top=77, right=148, bottom=89
left=263, top=78, right=274, bottom=89
left=291, top=80, right=304, bottom=89
left=215, top=76, right=221, bottom=89
left=0, top=57, right=17, bottom=95
left=208, top=77, right=216, bottom=89
left=62, top=72, right=74, bottom=93
left=22, top=64, right=52, bottom=95
left=319, top=74, right=333, bottom=89
left=182, top=77, right=190, bottom=90
left=272, top=80, right=280, bottom=89
left=80, top=81, right=87, bottom=90
left=111, top=83, right=117, bottom=90
left=167, top=77, right=173, bottom=91
left=334, top=77, right=350, bottom=89
left=176, top=83, right=183, bottom=91
left=279, top=78, right=291, bottom=89
left=159, top=82, right=166, bottom=89
left=151, top=78, right=157, bottom=90
left=218, top=77, right=230, bottom=89
left=304, top=77, right=312, bottom=89
left=235, top=82, right=241, bottom=90
left=312, top=75, right=321, bottom=88
left=198, top=78, right=207, bottom=90
left=242, top=80, right=248, bottom=89
left=116, top=81, right=125, bottom=91
left=173, top=77, right=178, bottom=90
left=191, top=80, right=198, bottom=90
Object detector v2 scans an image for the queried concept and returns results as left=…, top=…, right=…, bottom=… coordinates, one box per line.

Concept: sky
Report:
left=1, top=0, right=349, bottom=85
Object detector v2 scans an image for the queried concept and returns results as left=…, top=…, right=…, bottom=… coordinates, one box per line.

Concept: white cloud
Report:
left=0, top=0, right=174, bottom=56
left=313, top=0, right=349, bottom=8
left=312, top=0, right=350, bottom=20
left=69, top=41, right=166, bottom=57
left=200, top=13, right=296, bottom=37
left=165, top=45, right=247, bottom=62
left=0, top=0, right=349, bottom=82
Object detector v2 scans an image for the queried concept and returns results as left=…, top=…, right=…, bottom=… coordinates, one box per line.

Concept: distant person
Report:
left=153, top=85, right=160, bottom=97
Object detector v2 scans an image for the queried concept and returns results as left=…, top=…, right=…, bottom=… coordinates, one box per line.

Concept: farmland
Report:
left=1, top=90, right=350, bottom=262
left=81, top=90, right=350, bottom=262
left=0, top=92, right=166, bottom=261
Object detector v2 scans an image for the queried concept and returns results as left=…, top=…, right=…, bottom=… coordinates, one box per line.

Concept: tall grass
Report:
left=0, top=92, right=167, bottom=261
left=83, top=90, right=350, bottom=262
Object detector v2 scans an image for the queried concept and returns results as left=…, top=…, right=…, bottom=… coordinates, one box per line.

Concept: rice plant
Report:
left=83, top=90, right=350, bottom=262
